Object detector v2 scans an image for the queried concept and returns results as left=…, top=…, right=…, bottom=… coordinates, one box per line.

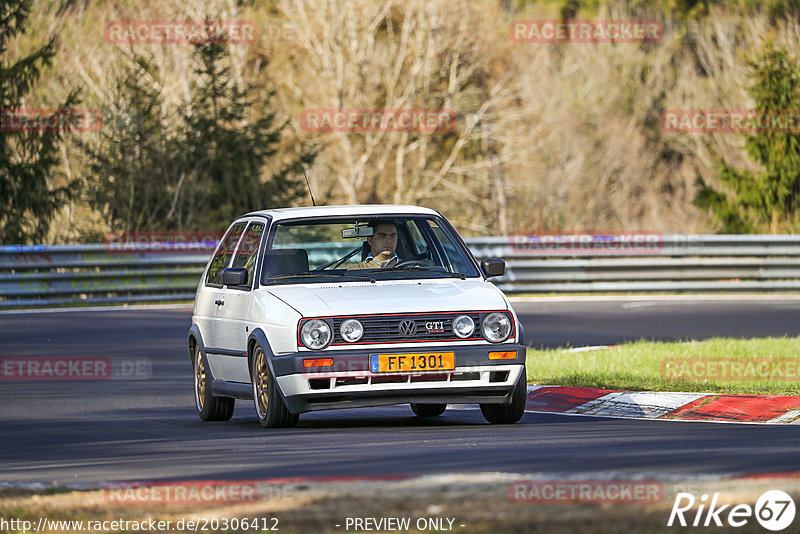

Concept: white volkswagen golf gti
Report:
left=189, top=205, right=527, bottom=428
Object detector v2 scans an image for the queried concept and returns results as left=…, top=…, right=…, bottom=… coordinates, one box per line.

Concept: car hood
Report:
left=266, top=278, right=508, bottom=317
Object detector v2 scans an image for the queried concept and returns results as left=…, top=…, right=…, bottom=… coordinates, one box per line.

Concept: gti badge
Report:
left=425, top=321, right=445, bottom=334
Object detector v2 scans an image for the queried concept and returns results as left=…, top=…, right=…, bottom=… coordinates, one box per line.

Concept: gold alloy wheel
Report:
left=254, top=347, right=269, bottom=418
left=195, top=347, right=206, bottom=409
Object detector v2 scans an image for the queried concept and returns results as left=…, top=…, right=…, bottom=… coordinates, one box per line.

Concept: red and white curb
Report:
left=526, top=386, right=800, bottom=424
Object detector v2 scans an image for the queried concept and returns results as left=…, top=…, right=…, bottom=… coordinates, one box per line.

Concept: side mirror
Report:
left=481, top=257, right=505, bottom=278
left=222, top=267, right=248, bottom=286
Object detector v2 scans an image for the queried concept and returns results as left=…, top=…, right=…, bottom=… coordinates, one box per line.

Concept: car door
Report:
left=195, top=221, right=247, bottom=354
left=212, top=219, right=267, bottom=383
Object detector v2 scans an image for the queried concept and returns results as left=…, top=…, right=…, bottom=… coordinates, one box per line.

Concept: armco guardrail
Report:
left=1, top=235, right=799, bottom=308
left=470, top=234, right=800, bottom=293
left=0, top=244, right=210, bottom=308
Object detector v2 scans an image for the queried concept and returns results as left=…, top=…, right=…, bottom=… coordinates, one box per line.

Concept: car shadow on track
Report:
left=219, top=405, right=544, bottom=430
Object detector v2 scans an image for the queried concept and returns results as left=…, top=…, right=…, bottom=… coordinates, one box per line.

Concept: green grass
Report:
left=526, top=337, right=800, bottom=395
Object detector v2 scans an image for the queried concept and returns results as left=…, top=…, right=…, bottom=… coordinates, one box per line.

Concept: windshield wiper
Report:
left=268, top=272, right=376, bottom=283
left=361, top=266, right=466, bottom=280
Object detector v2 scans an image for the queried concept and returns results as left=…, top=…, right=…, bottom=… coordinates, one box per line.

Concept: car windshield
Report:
left=261, top=216, right=479, bottom=284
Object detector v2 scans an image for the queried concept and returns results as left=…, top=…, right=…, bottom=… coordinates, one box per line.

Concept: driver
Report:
left=348, top=220, right=399, bottom=269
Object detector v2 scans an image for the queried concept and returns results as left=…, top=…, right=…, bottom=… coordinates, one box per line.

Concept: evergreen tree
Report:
left=0, top=0, right=77, bottom=243
left=695, top=42, right=800, bottom=233
left=84, top=41, right=316, bottom=233
left=182, top=41, right=315, bottom=229
left=81, top=54, right=185, bottom=232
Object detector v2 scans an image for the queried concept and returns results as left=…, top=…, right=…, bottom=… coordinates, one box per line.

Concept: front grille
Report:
left=331, top=312, right=483, bottom=345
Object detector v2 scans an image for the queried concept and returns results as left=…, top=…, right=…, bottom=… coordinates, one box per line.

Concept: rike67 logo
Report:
left=668, top=490, right=796, bottom=531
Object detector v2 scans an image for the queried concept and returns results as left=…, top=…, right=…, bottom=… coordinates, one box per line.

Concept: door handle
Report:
left=214, top=299, right=225, bottom=306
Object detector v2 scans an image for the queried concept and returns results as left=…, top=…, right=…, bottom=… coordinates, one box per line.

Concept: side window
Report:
left=205, top=222, right=246, bottom=286
left=231, top=222, right=265, bottom=287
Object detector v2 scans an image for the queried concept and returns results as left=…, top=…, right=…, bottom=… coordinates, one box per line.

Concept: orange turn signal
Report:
left=488, top=351, right=517, bottom=360
left=303, top=358, right=334, bottom=368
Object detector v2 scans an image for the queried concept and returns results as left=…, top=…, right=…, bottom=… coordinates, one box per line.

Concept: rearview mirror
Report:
left=342, top=226, right=374, bottom=239
left=222, top=267, right=248, bottom=286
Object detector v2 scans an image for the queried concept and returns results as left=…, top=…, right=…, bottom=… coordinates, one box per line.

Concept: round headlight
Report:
left=482, top=312, right=512, bottom=343
left=340, top=319, right=364, bottom=343
left=452, top=315, right=475, bottom=338
left=300, top=319, right=332, bottom=350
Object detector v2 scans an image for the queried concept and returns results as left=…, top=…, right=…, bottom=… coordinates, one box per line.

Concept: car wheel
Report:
left=480, top=367, right=527, bottom=424
left=411, top=403, right=446, bottom=417
left=194, top=344, right=234, bottom=421
left=252, top=344, right=298, bottom=428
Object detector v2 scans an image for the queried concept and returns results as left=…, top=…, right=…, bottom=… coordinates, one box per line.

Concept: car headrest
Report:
left=265, top=248, right=309, bottom=278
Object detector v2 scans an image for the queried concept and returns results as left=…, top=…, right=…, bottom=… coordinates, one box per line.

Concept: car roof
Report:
left=239, top=204, right=441, bottom=222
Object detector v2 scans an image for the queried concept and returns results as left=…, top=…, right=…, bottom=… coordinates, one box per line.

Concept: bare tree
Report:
left=275, top=0, right=523, bottom=233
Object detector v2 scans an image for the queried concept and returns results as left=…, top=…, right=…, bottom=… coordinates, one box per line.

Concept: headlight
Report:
left=340, top=319, right=364, bottom=342
left=300, top=319, right=332, bottom=350
left=482, top=312, right=512, bottom=343
left=452, top=314, right=475, bottom=338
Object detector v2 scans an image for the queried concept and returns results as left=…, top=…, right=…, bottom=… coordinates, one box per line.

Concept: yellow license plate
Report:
left=370, top=352, right=455, bottom=373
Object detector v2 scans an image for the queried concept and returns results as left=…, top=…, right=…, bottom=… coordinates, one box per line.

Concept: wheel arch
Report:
left=188, top=324, right=206, bottom=366
left=247, top=328, right=295, bottom=406
left=247, top=328, right=277, bottom=383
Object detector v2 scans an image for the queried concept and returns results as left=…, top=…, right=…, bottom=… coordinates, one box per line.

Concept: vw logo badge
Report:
left=398, top=319, right=417, bottom=337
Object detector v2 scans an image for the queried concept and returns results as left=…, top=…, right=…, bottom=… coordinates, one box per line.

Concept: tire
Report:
left=252, top=344, right=298, bottom=428
left=480, top=367, right=527, bottom=424
left=193, top=344, right=235, bottom=421
left=411, top=403, right=447, bottom=417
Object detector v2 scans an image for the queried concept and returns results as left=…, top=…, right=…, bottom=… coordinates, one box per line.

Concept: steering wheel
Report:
left=394, top=259, right=425, bottom=268
left=394, top=249, right=434, bottom=269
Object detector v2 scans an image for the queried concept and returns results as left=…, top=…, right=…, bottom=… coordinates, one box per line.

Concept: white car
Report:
left=188, top=205, right=527, bottom=428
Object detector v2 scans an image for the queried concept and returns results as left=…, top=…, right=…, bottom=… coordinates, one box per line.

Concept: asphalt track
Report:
left=2, top=297, right=800, bottom=485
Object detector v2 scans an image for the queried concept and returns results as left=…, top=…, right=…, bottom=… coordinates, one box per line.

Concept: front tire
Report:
left=252, top=345, right=298, bottom=428
left=411, top=403, right=446, bottom=417
left=194, top=345, right=234, bottom=421
left=480, top=367, right=527, bottom=424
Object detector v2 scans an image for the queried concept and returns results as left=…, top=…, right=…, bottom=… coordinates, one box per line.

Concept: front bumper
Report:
left=273, top=343, right=526, bottom=414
